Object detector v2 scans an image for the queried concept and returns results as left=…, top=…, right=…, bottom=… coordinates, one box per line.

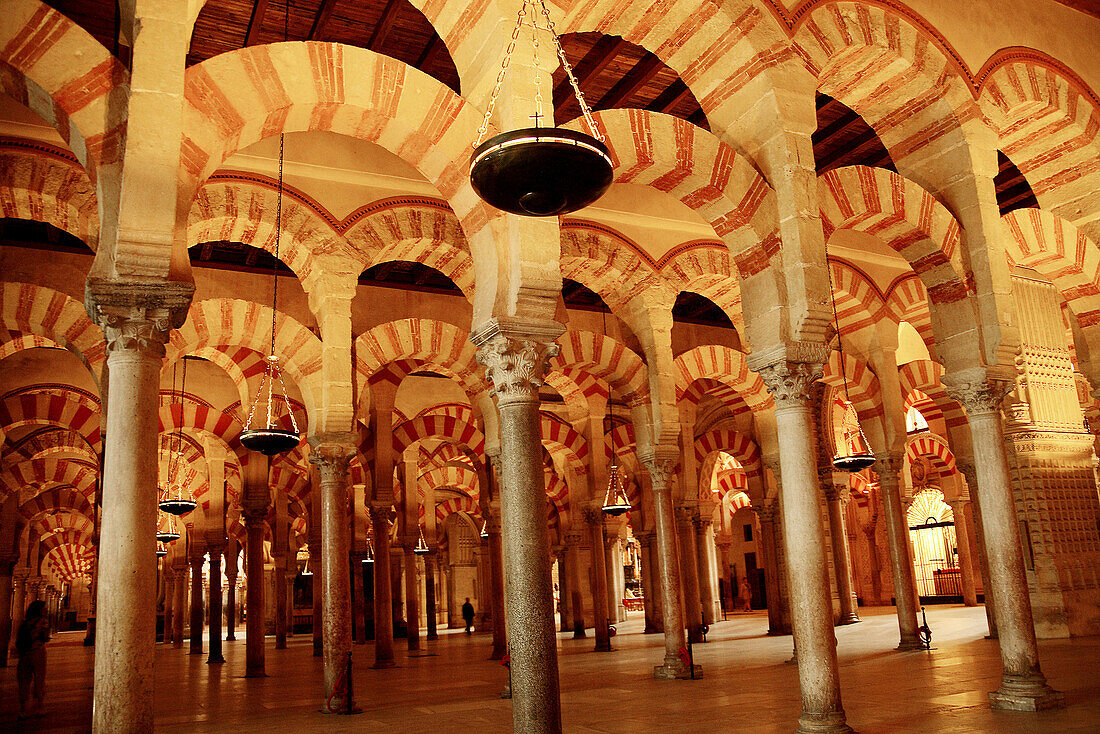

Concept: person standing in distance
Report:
left=462, top=597, right=475, bottom=635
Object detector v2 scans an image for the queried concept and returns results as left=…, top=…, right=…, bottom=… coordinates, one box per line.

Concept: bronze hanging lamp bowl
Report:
left=240, top=427, right=301, bottom=456
left=159, top=497, right=197, bottom=516
left=470, top=128, right=612, bottom=216
left=469, top=0, right=613, bottom=217
left=414, top=529, right=430, bottom=555
left=159, top=357, right=198, bottom=515
left=831, top=399, right=876, bottom=472
left=240, top=354, right=301, bottom=456
left=601, top=462, right=631, bottom=516
left=156, top=543, right=168, bottom=558
left=832, top=450, right=876, bottom=472
left=156, top=529, right=180, bottom=543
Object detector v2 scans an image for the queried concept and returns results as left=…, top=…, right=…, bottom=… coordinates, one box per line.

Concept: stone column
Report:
left=643, top=454, right=693, bottom=678
left=486, top=511, right=508, bottom=660
left=190, top=554, right=205, bottom=656
left=274, top=556, right=288, bottom=650
left=694, top=517, right=716, bottom=627
left=948, top=499, right=979, bottom=607
left=474, top=324, right=563, bottom=733
left=555, top=547, right=570, bottom=633
left=206, top=543, right=225, bottom=663
left=424, top=551, right=438, bottom=640
left=945, top=378, right=1063, bottom=710
left=87, top=291, right=189, bottom=733
left=756, top=361, right=851, bottom=733
left=604, top=531, right=621, bottom=624
left=243, top=507, right=267, bottom=677
left=369, top=504, right=395, bottom=667
left=585, top=509, right=612, bottom=651
left=677, top=507, right=704, bottom=642
left=172, top=560, right=186, bottom=648
left=0, top=559, right=16, bottom=666
left=637, top=532, right=660, bottom=633
left=824, top=484, right=860, bottom=625
left=10, top=572, right=27, bottom=650
left=351, top=550, right=366, bottom=643
left=162, top=569, right=175, bottom=645
left=875, top=454, right=921, bottom=649
left=225, top=568, right=238, bottom=641
left=563, top=533, right=586, bottom=637
left=959, top=461, right=998, bottom=636
left=310, top=441, right=355, bottom=711
left=285, top=568, right=296, bottom=638
left=403, top=543, right=420, bottom=651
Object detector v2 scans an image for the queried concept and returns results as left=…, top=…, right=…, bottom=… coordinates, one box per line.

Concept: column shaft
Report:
left=424, top=553, right=438, bottom=640
left=566, top=542, right=585, bottom=637
left=244, top=512, right=266, bottom=677
left=225, top=574, right=237, bottom=641
left=950, top=501, right=979, bottom=607
left=172, top=566, right=186, bottom=648
left=370, top=507, right=395, bottom=667
left=694, top=520, right=715, bottom=627
left=587, top=513, right=612, bottom=651
left=274, top=562, right=288, bottom=649
left=488, top=523, right=507, bottom=659
left=0, top=570, right=14, bottom=666
left=207, top=549, right=224, bottom=663
left=678, top=511, right=704, bottom=642
left=877, top=458, right=921, bottom=649
left=404, top=547, right=420, bottom=651
left=162, top=572, right=174, bottom=645
left=826, top=489, right=860, bottom=625
left=314, top=445, right=354, bottom=711
left=647, top=459, right=692, bottom=679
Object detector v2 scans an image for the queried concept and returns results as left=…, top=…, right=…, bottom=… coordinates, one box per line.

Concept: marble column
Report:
left=88, top=293, right=188, bottom=733
left=694, top=517, right=716, bottom=627
left=875, top=454, right=922, bottom=649
left=10, top=573, right=27, bottom=651
left=424, top=551, right=438, bottom=640
left=757, top=361, right=851, bottom=733
left=959, top=462, right=998, bottom=636
left=162, top=569, right=175, bottom=645
left=948, top=499, right=980, bottom=607
left=0, top=559, right=16, bottom=666
left=677, top=508, right=704, bottom=643
left=945, top=378, right=1063, bottom=710
left=274, top=557, right=288, bottom=650
left=207, top=544, right=225, bottom=663
left=243, top=507, right=267, bottom=677
left=585, top=509, right=612, bottom=651
left=561, top=535, right=585, bottom=637
left=225, top=569, right=237, bottom=642
left=369, top=504, right=395, bottom=668
left=285, top=568, right=295, bottom=638
left=404, top=544, right=420, bottom=651
left=351, top=551, right=367, bottom=643
left=172, top=561, right=186, bottom=648
left=555, top=548, right=570, bottom=633
left=474, top=325, right=563, bottom=733
left=644, top=455, right=693, bottom=679
left=486, top=512, right=508, bottom=659
left=824, top=484, right=861, bottom=625
left=311, top=442, right=355, bottom=711
left=604, top=531, right=621, bottom=624
left=637, top=532, right=660, bottom=633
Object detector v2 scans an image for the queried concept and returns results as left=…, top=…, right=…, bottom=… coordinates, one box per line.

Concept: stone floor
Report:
left=2, top=605, right=1100, bottom=732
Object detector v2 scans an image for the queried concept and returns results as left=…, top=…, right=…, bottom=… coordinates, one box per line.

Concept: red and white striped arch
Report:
left=560, top=220, right=670, bottom=314
left=392, top=414, right=485, bottom=458
left=898, top=359, right=966, bottom=428
left=821, top=351, right=882, bottom=420
left=828, top=258, right=889, bottom=337
left=659, top=241, right=745, bottom=333
left=540, top=413, right=588, bottom=465
left=694, top=429, right=762, bottom=476
left=356, top=318, right=482, bottom=400
left=0, top=144, right=99, bottom=249
left=906, top=433, right=957, bottom=474
left=553, top=331, right=648, bottom=406
left=42, top=542, right=93, bottom=582
left=819, top=166, right=967, bottom=308
left=435, top=495, right=480, bottom=526
left=885, top=274, right=935, bottom=351
left=0, top=390, right=101, bottom=454
left=1004, top=208, right=1100, bottom=328
left=0, top=282, right=106, bottom=373
left=979, top=55, right=1100, bottom=243
left=19, top=486, right=92, bottom=523
left=674, top=345, right=769, bottom=410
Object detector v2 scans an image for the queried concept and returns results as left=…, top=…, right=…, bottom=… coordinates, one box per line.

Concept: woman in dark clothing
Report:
left=16, top=600, right=49, bottom=718
left=462, top=598, right=475, bottom=635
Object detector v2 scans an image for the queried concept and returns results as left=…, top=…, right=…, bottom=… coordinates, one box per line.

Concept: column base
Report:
left=320, top=704, right=363, bottom=715
left=426, top=632, right=439, bottom=641
left=653, top=660, right=702, bottom=680
left=244, top=670, right=267, bottom=678
left=836, top=613, right=861, bottom=625
left=989, top=676, right=1065, bottom=711
left=371, top=660, right=397, bottom=670
left=572, top=624, right=586, bottom=638
left=83, top=617, right=95, bottom=646
left=643, top=624, right=661, bottom=634
left=206, top=655, right=225, bottom=665
left=795, top=711, right=853, bottom=733
left=896, top=638, right=925, bottom=652
left=226, top=634, right=236, bottom=641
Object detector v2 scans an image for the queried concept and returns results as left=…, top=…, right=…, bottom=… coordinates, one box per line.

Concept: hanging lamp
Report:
left=362, top=537, right=375, bottom=565
left=240, top=2, right=302, bottom=456
left=414, top=527, right=430, bottom=555
left=156, top=512, right=180, bottom=544
left=156, top=542, right=168, bottom=558
left=159, top=358, right=197, bottom=516
left=825, top=245, right=876, bottom=472
left=469, top=0, right=613, bottom=216
left=479, top=518, right=489, bottom=539
left=599, top=308, right=631, bottom=516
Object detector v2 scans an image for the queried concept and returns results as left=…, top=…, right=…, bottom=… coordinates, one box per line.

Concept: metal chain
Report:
left=537, top=0, right=603, bottom=141
left=530, top=0, right=544, bottom=127
left=475, top=1, right=527, bottom=147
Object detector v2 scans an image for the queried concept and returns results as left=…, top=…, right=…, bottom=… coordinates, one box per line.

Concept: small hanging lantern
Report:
left=362, top=537, right=375, bottom=565
left=414, top=528, right=430, bottom=556
left=156, top=512, right=180, bottom=544
left=824, top=236, right=876, bottom=473
left=159, top=357, right=197, bottom=516
left=469, top=0, right=613, bottom=216
left=239, top=123, right=301, bottom=456
left=156, top=542, right=168, bottom=558
left=601, top=460, right=631, bottom=516
left=479, top=518, right=489, bottom=539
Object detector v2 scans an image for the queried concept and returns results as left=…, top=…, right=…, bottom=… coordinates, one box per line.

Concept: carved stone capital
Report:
left=692, top=515, right=712, bottom=531
left=755, top=360, right=824, bottom=409
left=582, top=507, right=604, bottom=527
left=942, top=372, right=1012, bottom=416
left=242, top=505, right=269, bottom=524
left=753, top=501, right=777, bottom=525
left=368, top=502, right=394, bottom=527
left=86, top=280, right=193, bottom=359
left=640, top=450, right=677, bottom=493
left=308, top=437, right=355, bottom=479
left=475, top=334, right=560, bottom=406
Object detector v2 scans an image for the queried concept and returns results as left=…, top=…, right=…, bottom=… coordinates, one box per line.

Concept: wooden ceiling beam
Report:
left=815, top=126, right=884, bottom=172
left=553, top=36, right=625, bottom=113
left=308, top=0, right=338, bottom=41
left=245, top=0, right=272, bottom=47
left=367, top=0, right=402, bottom=51
left=417, top=34, right=442, bottom=67
left=595, top=54, right=662, bottom=110
left=646, top=79, right=691, bottom=114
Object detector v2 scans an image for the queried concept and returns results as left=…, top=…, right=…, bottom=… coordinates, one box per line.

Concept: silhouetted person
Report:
left=462, top=598, right=475, bottom=635
left=739, top=577, right=752, bottom=612
left=16, top=600, right=49, bottom=719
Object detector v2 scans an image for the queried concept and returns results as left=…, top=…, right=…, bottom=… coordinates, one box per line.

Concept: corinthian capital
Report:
left=475, top=335, right=559, bottom=404
left=308, top=438, right=355, bottom=478
left=755, top=361, right=824, bottom=409
left=942, top=370, right=1012, bottom=416
left=85, top=280, right=193, bottom=359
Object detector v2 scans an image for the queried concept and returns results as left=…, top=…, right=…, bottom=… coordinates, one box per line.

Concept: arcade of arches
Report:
left=1, top=0, right=1099, bottom=731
